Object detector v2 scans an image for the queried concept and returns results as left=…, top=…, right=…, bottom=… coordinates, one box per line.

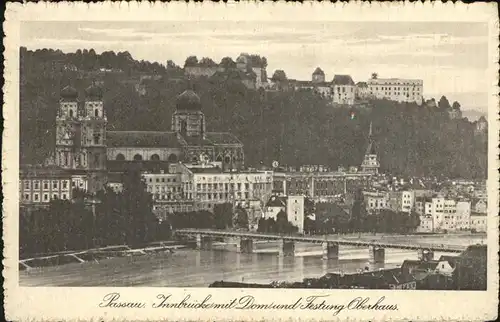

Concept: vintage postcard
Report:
left=3, top=1, right=499, bottom=321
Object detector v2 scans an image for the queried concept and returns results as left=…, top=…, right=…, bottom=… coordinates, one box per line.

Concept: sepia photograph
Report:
left=3, top=2, right=499, bottom=321
left=17, top=19, right=491, bottom=290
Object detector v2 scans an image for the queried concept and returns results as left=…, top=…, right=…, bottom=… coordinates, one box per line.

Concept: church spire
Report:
left=361, top=121, right=380, bottom=174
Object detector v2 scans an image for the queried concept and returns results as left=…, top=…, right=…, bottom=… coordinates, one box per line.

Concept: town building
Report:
left=272, top=170, right=372, bottom=202
left=263, top=194, right=305, bottom=233
left=470, top=213, right=487, bottom=232
left=19, top=165, right=87, bottom=207
left=472, top=198, right=487, bottom=214
left=331, top=75, right=356, bottom=105
left=360, top=122, right=380, bottom=174
left=388, top=190, right=415, bottom=213
left=415, top=196, right=471, bottom=232
left=363, top=190, right=389, bottom=213
left=366, top=77, right=423, bottom=105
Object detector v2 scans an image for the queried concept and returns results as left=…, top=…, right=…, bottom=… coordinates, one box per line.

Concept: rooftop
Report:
left=332, top=75, right=355, bottom=86
left=106, top=131, right=181, bottom=148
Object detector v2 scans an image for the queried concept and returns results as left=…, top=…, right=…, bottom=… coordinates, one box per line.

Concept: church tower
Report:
left=82, top=83, right=107, bottom=171
left=55, top=85, right=79, bottom=169
left=55, top=84, right=107, bottom=193
left=82, top=83, right=107, bottom=192
left=360, top=122, right=380, bottom=174
left=172, top=90, right=206, bottom=138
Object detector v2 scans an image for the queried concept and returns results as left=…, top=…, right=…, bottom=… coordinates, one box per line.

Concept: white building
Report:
left=416, top=196, right=471, bottom=232
left=470, top=213, right=487, bottom=232
left=263, top=194, right=305, bottom=233
left=366, top=78, right=423, bottom=104
left=388, top=190, right=415, bottom=213
left=363, top=190, right=389, bottom=213
left=332, top=75, right=356, bottom=105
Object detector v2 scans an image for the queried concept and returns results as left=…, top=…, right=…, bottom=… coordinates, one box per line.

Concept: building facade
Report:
left=106, top=90, right=245, bottom=172
left=19, top=165, right=88, bottom=207
left=55, top=85, right=108, bottom=192
left=366, top=78, right=423, bottom=105
left=263, top=194, right=305, bottom=233
left=332, top=75, right=356, bottom=105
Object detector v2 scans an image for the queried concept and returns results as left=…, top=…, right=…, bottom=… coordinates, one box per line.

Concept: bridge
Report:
left=175, top=229, right=466, bottom=264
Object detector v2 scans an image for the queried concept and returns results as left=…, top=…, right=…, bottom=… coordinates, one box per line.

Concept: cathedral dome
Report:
left=176, top=90, right=202, bottom=111
left=60, top=85, right=78, bottom=100
left=85, top=84, right=103, bottom=100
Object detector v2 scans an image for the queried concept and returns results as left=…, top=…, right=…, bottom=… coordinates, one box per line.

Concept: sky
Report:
left=21, top=21, right=489, bottom=112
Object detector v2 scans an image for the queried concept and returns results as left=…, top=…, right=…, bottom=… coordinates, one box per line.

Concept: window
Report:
left=33, top=193, right=39, bottom=202
left=24, top=194, right=30, bottom=201
left=33, top=180, right=40, bottom=190
left=43, top=181, right=49, bottom=190
left=94, top=109, right=99, bottom=117
left=23, top=180, right=30, bottom=190
left=53, top=193, right=59, bottom=200
left=52, top=180, right=59, bottom=189
left=62, top=194, right=67, bottom=200
left=133, top=154, right=143, bottom=161
left=93, top=133, right=101, bottom=145
left=151, top=154, right=160, bottom=161
left=69, top=109, right=74, bottom=118
left=62, top=180, right=68, bottom=190
left=116, top=153, right=125, bottom=161
left=43, top=193, right=49, bottom=202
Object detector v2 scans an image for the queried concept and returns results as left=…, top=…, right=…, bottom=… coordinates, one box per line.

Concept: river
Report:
left=19, top=234, right=484, bottom=287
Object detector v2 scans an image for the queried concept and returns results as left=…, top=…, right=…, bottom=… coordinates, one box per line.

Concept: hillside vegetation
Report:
left=20, top=48, right=487, bottom=179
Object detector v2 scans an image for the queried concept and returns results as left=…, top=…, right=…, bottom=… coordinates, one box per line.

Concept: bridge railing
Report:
left=174, top=229, right=467, bottom=252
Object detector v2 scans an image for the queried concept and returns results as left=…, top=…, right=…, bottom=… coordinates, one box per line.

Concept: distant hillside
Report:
left=19, top=48, right=487, bottom=179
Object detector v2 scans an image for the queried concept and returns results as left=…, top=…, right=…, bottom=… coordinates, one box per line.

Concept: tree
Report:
left=220, top=57, right=236, bottom=69
left=199, top=57, right=217, bottom=67
left=167, top=60, right=178, bottom=69
left=121, top=169, right=159, bottom=245
left=234, top=207, right=249, bottom=229
left=350, top=189, right=367, bottom=232
left=438, top=96, right=451, bottom=110
left=276, top=210, right=288, bottom=233
left=271, top=70, right=287, bottom=82
left=452, top=101, right=461, bottom=111
left=184, top=56, right=199, bottom=67
left=213, top=203, right=233, bottom=229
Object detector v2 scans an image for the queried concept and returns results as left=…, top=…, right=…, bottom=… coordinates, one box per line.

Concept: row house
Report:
left=19, top=165, right=88, bottom=206
left=415, top=196, right=471, bottom=232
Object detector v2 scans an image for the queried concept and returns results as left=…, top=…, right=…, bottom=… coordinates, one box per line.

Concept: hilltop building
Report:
left=332, top=75, right=356, bottom=105
left=360, top=122, right=380, bottom=174
left=366, top=77, right=423, bottom=105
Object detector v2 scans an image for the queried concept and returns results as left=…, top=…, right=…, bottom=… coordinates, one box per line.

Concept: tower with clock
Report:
left=55, top=84, right=108, bottom=192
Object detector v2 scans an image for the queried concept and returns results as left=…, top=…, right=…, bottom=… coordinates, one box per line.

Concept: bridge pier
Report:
left=322, top=242, right=339, bottom=260
left=196, top=234, right=213, bottom=250
left=278, top=239, right=295, bottom=257
left=236, top=238, right=254, bottom=253
left=418, top=249, right=434, bottom=262
left=369, top=246, right=385, bottom=264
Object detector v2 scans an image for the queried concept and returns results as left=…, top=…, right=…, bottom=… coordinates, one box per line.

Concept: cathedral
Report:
left=55, top=85, right=244, bottom=192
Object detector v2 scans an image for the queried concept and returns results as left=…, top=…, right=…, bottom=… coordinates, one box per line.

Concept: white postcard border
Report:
left=3, top=2, right=499, bottom=321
